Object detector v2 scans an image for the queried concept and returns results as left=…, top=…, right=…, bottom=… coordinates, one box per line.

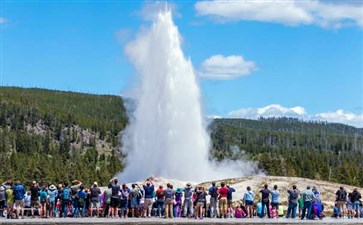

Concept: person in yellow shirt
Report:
left=5, top=181, right=14, bottom=219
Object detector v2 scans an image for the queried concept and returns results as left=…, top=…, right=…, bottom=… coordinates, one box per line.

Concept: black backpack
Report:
left=337, top=190, right=347, bottom=201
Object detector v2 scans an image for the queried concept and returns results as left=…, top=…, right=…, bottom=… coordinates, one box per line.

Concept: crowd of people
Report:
left=0, top=178, right=362, bottom=220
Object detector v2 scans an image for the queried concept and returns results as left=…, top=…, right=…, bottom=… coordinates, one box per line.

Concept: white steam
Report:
left=119, top=9, right=261, bottom=182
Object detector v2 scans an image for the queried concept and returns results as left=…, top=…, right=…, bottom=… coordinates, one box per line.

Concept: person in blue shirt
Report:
left=13, top=180, right=26, bottom=219
left=77, top=185, right=87, bottom=218
left=48, top=185, right=58, bottom=218
left=271, top=185, right=280, bottom=218
left=39, top=186, right=48, bottom=218
left=208, top=182, right=218, bottom=218
left=143, top=179, right=154, bottom=218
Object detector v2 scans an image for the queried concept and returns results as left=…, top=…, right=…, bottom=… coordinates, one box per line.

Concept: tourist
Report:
left=226, top=184, right=235, bottom=218
left=208, top=181, right=218, bottom=218
left=13, top=180, right=26, bottom=219
left=218, top=182, right=229, bottom=218
left=119, top=184, right=129, bottom=218
left=102, top=183, right=111, bottom=217
left=242, top=186, right=254, bottom=218
left=164, top=183, right=176, bottom=219
left=69, top=180, right=82, bottom=217
left=155, top=185, right=165, bottom=218
left=271, top=185, right=280, bottom=218
left=77, top=185, right=87, bottom=217
left=335, top=186, right=347, bottom=218
left=38, top=185, right=48, bottom=218
left=30, top=181, right=40, bottom=218
left=260, top=184, right=271, bottom=218
left=23, top=192, right=31, bottom=216
left=143, top=179, right=154, bottom=218
left=298, top=194, right=304, bottom=218
left=194, top=186, right=207, bottom=220
left=5, top=180, right=14, bottom=219
left=129, top=184, right=140, bottom=217
left=235, top=204, right=246, bottom=218
left=349, top=188, right=361, bottom=218
left=109, top=178, right=120, bottom=218
left=301, top=186, right=314, bottom=220
left=183, top=183, right=193, bottom=218
left=174, top=187, right=183, bottom=217
left=48, top=184, right=58, bottom=218
left=60, top=182, right=72, bottom=218
left=90, top=181, right=101, bottom=217
left=286, top=185, right=299, bottom=219
left=0, top=186, right=5, bottom=217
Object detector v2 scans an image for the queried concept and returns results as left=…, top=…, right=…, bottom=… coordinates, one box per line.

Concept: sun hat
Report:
left=176, top=188, right=183, bottom=194
left=49, top=185, right=56, bottom=190
left=186, top=183, right=191, bottom=187
left=94, top=181, right=98, bottom=186
left=0, top=186, right=5, bottom=191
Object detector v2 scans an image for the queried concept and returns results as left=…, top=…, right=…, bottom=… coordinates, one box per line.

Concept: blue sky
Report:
left=1, top=0, right=363, bottom=127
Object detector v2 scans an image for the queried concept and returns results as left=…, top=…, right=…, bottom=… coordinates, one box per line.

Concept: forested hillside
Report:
left=210, top=118, right=363, bottom=186
left=0, top=87, right=127, bottom=186
left=1, top=87, right=363, bottom=187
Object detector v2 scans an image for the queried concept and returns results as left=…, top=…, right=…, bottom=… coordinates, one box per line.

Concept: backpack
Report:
left=337, top=190, right=346, bottom=201
left=63, top=188, right=71, bottom=200
left=289, top=190, right=299, bottom=202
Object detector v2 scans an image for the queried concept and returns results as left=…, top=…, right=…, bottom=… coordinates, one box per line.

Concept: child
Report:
left=332, top=203, right=339, bottom=218
left=235, top=204, right=246, bottom=218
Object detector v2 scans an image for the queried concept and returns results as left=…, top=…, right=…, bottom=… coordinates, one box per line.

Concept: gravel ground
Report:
left=0, top=217, right=363, bottom=225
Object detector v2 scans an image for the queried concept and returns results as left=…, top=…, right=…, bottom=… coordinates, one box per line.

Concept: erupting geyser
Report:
left=119, top=9, right=260, bottom=182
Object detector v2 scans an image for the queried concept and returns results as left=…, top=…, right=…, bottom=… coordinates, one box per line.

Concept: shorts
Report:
left=337, top=201, right=346, bottom=209
left=347, top=203, right=353, bottom=211
left=110, top=197, right=119, bottom=208
left=91, top=201, right=99, bottom=208
left=245, top=200, right=254, bottom=206
left=138, top=203, right=144, bottom=211
left=271, top=202, right=279, bottom=208
left=131, top=197, right=138, bottom=208
left=120, top=199, right=127, bottom=209
left=353, top=201, right=360, bottom=210
left=14, top=200, right=24, bottom=208
left=7, top=202, right=14, bottom=209
left=144, top=198, right=153, bottom=209
left=196, top=202, right=204, bottom=207
left=31, top=200, right=39, bottom=207
left=49, top=201, right=55, bottom=208
left=219, top=197, right=227, bottom=210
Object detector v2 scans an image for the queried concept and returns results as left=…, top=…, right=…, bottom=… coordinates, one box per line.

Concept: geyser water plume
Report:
left=119, top=9, right=260, bottom=182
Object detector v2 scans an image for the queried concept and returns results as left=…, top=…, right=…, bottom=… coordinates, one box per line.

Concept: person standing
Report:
left=155, top=185, right=165, bottom=218
left=13, top=180, right=26, bottom=219
left=286, top=185, right=300, bottom=219
left=301, top=186, right=314, bottom=220
left=5, top=181, right=14, bottom=219
left=183, top=183, right=193, bottom=218
left=30, top=181, right=40, bottom=218
left=39, top=185, right=48, bottom=218
left=335, top=186, right=347, bottom=218
left=47, top=185, right=58, bottom=218
left=260, top=184, right=271, bottom=218
left=271, top=185, right=280, bottom=218
left=349, top=188, right=361, bottom=218
left=226, top=185, right=235, bottom=218
left=143, top=180, right=154, bottom=218
left=242, top=186, right=254, bottom=218
left=109, top=178, right=120, bottom=218
left=90, top=182, right=101, bottom=217
left=208, top=182, right=218, bottom=218
left=0, top=186, right=5, bottom=217
left=217, top=182, right=229, bottom=218
left=164, top=183, right=176, bottom=219
left=194, top=186, right=207, bottom=220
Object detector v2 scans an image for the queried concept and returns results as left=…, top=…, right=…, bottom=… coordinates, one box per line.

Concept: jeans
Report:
left=61, top=201, right=69, bottom=218
left=156, top=199, right=164, bottom=217
left=183, top=199, right=193, bottom=217
left=301, top=201, right=312, bottom=219
left=261, top=201, right=270, bottom=218
left=210, top=197, right=218, bottom=217
left=286, top=202, right=297, bottom=218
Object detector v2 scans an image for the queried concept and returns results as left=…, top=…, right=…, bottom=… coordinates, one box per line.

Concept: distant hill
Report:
left=1, top=87, right=362, bottom=187
left=210, top=118, right=363, bottom=186
left=0, top=87, right=127, bottom=186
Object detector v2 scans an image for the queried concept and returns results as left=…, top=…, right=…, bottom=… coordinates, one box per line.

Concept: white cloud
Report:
left=228, top=104, right=363, bottom=128
left=195, top=0, right=363, bottom=28
left=0, top=17, right=8, bottom=24
left=199, top=54, right=257, bottom=80
left=137, top=1, right=181, bottom=21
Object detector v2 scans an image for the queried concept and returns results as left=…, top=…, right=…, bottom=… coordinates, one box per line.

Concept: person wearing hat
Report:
left=48, top=184, right=58, bottom=218
left=183, top=183, right=194, bottom=218
left=174, top=188, right=183, bottom=217
left=301, top=185, right=314, bottom=220
left=90, top=181, right=101, bottom=217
